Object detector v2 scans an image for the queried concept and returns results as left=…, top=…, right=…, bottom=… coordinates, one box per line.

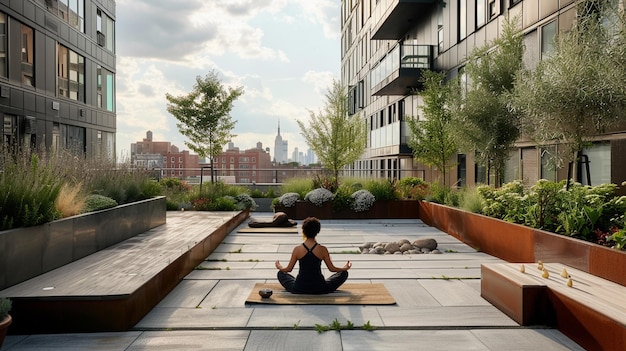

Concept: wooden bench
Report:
left=482, top=262, right=626, bottom=351
left=0, top=211, right=248, bottom=334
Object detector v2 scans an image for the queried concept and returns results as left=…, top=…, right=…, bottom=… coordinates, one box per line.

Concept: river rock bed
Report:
left=359, top=238, right=441, bottom=255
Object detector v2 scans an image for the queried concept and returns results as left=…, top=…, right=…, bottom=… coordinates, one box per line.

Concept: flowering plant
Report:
left=351, top=189, right=375, bottom=212
left=304, top=188, right=334, bottom=207
left=235, top=193, right=258, bottom=210
left=277, top=192, right=300, bottom=207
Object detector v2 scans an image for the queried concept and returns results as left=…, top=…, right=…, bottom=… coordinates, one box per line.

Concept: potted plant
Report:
left=0, top=297, right=12, bottom=348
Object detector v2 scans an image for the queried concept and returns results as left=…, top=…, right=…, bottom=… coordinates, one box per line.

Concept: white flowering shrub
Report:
left=304, top=188, right=335, bottom=207
left=235, top=193, right=258, bottom=210
left=277, top=192, right=300, bottom=207
left=351, top=189, right=376, bottom=212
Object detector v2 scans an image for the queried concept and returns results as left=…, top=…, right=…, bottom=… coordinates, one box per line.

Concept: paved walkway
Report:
left=1, top=212, right=584, bottom=350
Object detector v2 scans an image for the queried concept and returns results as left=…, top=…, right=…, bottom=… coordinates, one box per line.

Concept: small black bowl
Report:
left=259, top=288, right=273, bottom=298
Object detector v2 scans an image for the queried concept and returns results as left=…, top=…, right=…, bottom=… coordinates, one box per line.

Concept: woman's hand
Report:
left=275, top=260, right=283, bottom=271
left=342, top=261, right=352, bottom=271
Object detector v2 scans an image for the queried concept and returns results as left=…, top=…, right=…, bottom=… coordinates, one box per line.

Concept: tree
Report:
left=407, top=70, right=458, bottom=187
left=513, top=0, right=626, bottom=185
left=297, top=80, right=366, bottom=182
left=452, top=16, right=524, bottom=186
left=166, top=71, right=243, bottom=183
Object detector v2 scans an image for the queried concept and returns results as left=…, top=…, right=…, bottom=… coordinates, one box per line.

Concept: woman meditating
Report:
left=275, top=217, right=351, bottom=294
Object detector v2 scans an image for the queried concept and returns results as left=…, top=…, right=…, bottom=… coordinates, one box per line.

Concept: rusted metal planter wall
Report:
left=418, top=201, right=626, bottom=286
left=0, top=196, right=167, bottom=291
left=274, top=200, right=420, bottom=220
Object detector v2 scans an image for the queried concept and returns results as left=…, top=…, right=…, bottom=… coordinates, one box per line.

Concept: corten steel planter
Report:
left=274, top=200, right=420, bottom=220
left=0, top=315, right=11, bottom=348
left=0, top=197, right=167, bottom=291
left=418, top=201, right=626, bottom=286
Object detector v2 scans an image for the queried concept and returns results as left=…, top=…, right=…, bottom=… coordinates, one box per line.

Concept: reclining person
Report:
left=275, top=217, right=351, bottom=294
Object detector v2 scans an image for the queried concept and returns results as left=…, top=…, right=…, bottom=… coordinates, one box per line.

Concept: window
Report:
left=163, top=156, right=167, bottom=162
left=252, top=157, right=256, bottom=163
left=179, top=157, right=183, bottom=163
left=97, top=65, right=115, bottom=111
left=438, top=7, right=444, bottom=54
left=476, top=0, right=486, bottom=28
left=171, top=157, right=175, bottom=162
left=57, top=44, right=84, bottom=101
left=541, top=21, right=556, bottom=59
left=21, top=25, right=34, bottom=86
left=488, top=0, right=499, bottom=19
left=230, top=157, right=234, bottom=163
left=0, top=13, right=7, bottom=78
left=458, top=0, right=466, bottom=40
left=45, top=0, right=84, bottom=32
left=96, top=8, right=115, bottom=52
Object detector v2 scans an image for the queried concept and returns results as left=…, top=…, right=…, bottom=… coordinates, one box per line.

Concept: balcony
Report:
left=372, top=0, right=439, bottom=40
left=371, top=44, right=432, bottom=96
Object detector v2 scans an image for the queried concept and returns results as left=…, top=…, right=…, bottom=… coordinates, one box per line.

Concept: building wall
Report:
left=341, top=0, right=626, bottom=187
left=0, top=0, right=116, bottom=159
left=213, top=145, right=273, bottom=184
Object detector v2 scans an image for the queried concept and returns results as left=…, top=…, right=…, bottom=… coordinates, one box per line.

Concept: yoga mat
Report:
left=245, top=283, right=396, bottom=305
left=238, top=227, right=298, bottom=233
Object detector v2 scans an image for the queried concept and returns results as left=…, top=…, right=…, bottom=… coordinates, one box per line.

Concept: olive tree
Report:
left=452, top=16, right=524, bottom=186
left=166, top=71, right=243, bottom=183
left=513, top=0, right=626, bottom=184
left=297, top=80, right=366, bottom=183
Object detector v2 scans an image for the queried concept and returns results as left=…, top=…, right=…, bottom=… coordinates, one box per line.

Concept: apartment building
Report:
left=0, top=0, right=115, bottom=159
left=131, top=130, right=201, bottom=179
left=213, top=142, right=274, bottom=184
left=341, top=0, right=626, bottom=187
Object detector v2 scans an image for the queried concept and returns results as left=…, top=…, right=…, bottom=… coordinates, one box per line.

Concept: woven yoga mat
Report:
left=237, top=227, right=298, bottom=233
left=245, top=283, right=396, bottom=305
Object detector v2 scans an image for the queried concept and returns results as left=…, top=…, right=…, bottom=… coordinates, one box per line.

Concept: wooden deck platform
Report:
left=0, top=210, right=249, bottom=334
left=481, top=262, right=626, bottom=351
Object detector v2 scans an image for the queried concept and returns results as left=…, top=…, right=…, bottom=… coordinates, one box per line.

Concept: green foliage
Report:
left=513, top=1, right=626, bottom=165
left=280, top=178, right=313, bottom=199
left=459, top=186, right=483, bottom=214
left=315, top=318, right=358, bottom=333
left=332, top=184, right=354, bottom=211
left=82, top=194, right=118, bottom=212
left=364, top=179, right=397, bottom=201
left=452, top=16, right=524, bottom=186
left=608, top=229, right=626, bottom=250
left=312, top=173, right=339, bottom=193
left=361, top=321, right=376, bottom=331
left=297, top=80, right=366, bottom=180
left=166, top=71, right=244, bottom=182
left=407, top=70, right=458, bottom=186
left=0, top=151, right=62, bottom=230
left=396, top=177, right=429, bottom=200
left=427, top=182, right=457, bottom=206
left=476, top=180, right=626, bottom=246
left=0, top=297, right=11, bottom=319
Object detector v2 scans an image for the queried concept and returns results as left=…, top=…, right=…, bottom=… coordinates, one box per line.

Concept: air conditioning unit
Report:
left=97, top=31, right=106, bottom=47
left=24, top=116, right=36, bottom=134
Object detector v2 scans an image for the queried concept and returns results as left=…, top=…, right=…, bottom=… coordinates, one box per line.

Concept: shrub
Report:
left=304, top=188, right=334, bottom=207
left=234, top=193, right=258, bottom=210
left=396, top=177, right=429, bottom=200
left=364, top=179, right=397, bottom=201
left=351, top=189, right=375, bottom=212
left=210, top=197, right=237, bottom=211
left=276, top=192, right=300, bottom=207
left=312, top=174, right=339, bottom=193
left=83, top=194, right=118, bottom=212
left=332, top=184, right=354, bottom=211
left=0, top=297, right=11, bottom=319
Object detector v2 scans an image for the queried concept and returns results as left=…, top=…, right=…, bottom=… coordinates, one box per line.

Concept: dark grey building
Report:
left=341, top=0, right=626, bottom=188
left=1, top=0, right=115, bottom=159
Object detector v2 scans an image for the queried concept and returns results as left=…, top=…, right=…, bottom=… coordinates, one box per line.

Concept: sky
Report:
left=115, top=0, right=341, bottom=161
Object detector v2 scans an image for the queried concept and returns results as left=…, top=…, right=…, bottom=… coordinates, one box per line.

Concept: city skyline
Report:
left=115, top=0, right=340, bottom=160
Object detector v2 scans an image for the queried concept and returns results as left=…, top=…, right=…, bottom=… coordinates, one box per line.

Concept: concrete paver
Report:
left=1, top=212, right=585, bottom=351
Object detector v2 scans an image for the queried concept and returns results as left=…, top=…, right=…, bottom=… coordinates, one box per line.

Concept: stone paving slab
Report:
left=376, top=306, right=519, bottom=327
left=245, top=306, right=384, bottom=328
left=1, top=213, right=585, bottom=351
left=244, top=330, right=341, bottom=351
left=134, top=307, right=254, bottom=329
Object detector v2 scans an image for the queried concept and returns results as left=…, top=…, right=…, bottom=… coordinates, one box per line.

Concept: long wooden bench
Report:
left=482, top=262, right=626, bottom=351
left=0, top=211, right=248, bottom=334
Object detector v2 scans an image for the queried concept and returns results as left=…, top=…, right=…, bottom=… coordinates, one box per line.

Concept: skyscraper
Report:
left=273, top=120, right=288, bottom=163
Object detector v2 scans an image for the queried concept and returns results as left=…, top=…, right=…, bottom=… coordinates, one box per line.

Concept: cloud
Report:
left=116, top=0, right=290, bottom=62
left=297, top=0, right=340, bottom=39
